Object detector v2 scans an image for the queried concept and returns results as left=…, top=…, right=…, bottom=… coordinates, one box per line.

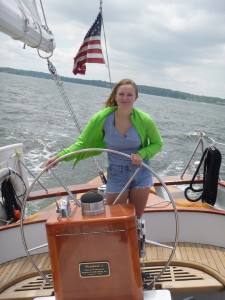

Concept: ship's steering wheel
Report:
left=20, top=148, right=178, bottom=289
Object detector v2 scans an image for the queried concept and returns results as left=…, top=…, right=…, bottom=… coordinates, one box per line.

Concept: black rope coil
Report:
left=1, top=178, right=22, bottom=221
left=184, top=146, right=222, bottom=205
left=1, top=170, right=26, bottom=222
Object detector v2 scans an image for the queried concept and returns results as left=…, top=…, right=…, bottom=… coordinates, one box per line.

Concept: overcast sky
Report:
left=0, top=0, right=225, bottom=98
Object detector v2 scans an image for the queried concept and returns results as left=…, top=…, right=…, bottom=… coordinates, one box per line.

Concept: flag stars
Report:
left=73, top=12, right=104, bottom=75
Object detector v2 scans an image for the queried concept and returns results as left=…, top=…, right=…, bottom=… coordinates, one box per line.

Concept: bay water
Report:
left=0, top=72, right=224, bottom=213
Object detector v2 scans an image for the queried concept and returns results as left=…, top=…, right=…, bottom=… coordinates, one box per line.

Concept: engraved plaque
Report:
left=79, top=262, right=110, bottom=278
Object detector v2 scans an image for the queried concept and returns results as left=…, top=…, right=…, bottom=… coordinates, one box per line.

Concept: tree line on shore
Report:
left=1, top=67, right=224, bottom=106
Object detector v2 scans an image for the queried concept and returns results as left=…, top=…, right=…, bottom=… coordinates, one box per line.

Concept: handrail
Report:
left=180, top=132, right=224, bottom=181
left=181, top=132, right=208, bottom=180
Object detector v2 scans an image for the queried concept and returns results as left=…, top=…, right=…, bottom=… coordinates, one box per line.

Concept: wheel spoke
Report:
left=113, top=166, right=141, bottom=205
left=29, top=243, right=48, bottom=252
left=50, top=169, right=81, bottom=206
left=145, top=239, right=173, bottom=249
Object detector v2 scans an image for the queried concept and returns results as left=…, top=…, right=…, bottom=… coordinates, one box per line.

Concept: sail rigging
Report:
left=0, top=0, right=55, bottom=53
left=0, top=0, right=110, bottom=184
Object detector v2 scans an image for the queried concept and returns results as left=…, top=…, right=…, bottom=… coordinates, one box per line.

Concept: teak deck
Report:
left=0, top=176, right=225, bottom=299
left=0, top=242, right=225, bottom=298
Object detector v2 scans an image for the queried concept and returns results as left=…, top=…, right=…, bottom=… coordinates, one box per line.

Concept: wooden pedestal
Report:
left=46, top=203, right=143, bottom=300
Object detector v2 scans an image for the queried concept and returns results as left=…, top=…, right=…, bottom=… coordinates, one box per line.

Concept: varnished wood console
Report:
left=46, top=203, right=143, bottom=300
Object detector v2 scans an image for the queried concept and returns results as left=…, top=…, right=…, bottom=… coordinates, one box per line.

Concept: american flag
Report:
left=73, top=12, right=105, bottom=75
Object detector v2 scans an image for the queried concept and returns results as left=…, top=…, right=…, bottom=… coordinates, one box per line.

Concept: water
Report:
left=1, top=72, right=224, bottom=214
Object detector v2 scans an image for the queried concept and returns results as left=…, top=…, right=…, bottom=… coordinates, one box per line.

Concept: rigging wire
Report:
left=44, top=0, right=112, bottom=184
left=47, top=60, right=107, bottom=184
left=39, top=0, right=48, bottom=29
left=207, top=136, right=225, bottom=147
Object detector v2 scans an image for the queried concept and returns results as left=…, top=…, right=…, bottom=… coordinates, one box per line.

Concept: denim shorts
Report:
left=106, top=163, right=153, bottom=194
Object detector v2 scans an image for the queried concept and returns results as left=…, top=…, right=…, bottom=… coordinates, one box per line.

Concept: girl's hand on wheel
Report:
left=44, top=155, right=58, bottom=169
left=131, top=153, right=143, bottom=165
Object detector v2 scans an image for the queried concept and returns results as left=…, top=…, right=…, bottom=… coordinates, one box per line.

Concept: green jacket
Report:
left=57, top=106, right=163, bottom=166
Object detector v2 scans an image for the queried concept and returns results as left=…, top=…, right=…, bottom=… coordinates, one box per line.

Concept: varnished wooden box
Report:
left=46, top=203, right=143, bottom=300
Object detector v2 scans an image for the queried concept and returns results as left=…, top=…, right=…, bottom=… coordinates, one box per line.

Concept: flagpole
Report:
left=99, top=0, right=103, bottom=10
left=100, top=0, right=113, bottom=89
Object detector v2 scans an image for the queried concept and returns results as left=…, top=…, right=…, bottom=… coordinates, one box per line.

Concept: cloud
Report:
left=0, top=0, right=224, bottom=98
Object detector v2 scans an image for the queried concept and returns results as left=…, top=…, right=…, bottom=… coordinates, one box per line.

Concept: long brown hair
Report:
left=104, top=79, right=138, bottom=107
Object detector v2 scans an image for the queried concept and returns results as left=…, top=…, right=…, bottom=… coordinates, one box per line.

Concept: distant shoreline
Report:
left=1, top=67, right=224, bottom=106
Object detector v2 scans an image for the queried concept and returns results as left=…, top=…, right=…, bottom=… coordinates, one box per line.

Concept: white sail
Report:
left=0, top=0, right=56, bottom=53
